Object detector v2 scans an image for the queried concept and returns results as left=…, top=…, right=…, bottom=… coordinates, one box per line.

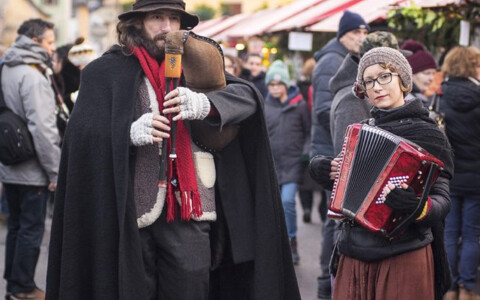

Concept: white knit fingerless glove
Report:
left=130, top=113, right=154, bottom=146
left=177, top=87, right=211, bottom=120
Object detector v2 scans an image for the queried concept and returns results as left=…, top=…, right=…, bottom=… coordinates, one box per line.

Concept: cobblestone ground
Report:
left=1, top=192, right=477, bottom=299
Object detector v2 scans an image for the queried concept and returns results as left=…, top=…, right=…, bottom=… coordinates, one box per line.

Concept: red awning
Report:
left=308, top=0, right=407, bottom=32
left=270, top=0, right=363, bottom=32
left=212, top=0, right=325, bottom=40
left=307, top=0, right=465, bottom=32
left=194, top=13, right=252, bottom=38
left=194, top=16, right=228, bottom=34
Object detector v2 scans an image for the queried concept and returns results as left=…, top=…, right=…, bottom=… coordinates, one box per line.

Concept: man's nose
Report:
left=161, top=20, right=172, bottom=32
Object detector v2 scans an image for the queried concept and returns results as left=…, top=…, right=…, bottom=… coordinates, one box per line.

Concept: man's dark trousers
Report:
left=4, top=183, right=48, bottom=294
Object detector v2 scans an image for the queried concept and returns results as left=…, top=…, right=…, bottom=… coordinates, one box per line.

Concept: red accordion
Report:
left=328, top=124, right=444, bottom=236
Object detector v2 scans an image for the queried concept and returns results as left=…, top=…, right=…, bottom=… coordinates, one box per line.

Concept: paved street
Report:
left=0, top=192, right=326, bottom=299
left=4, top=192, right=478, bottom=299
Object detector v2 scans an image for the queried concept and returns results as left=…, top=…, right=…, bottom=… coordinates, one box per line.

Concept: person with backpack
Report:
left=0, top=19, right=60, bottom=300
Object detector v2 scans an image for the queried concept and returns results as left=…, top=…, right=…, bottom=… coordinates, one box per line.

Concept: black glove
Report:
left=384, top=186, right=420, bottom=216
left=309, top=156, right=334, bottom=191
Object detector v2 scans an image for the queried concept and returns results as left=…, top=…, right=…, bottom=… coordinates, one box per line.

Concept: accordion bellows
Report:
left=329, top=124, right=444, bottom=236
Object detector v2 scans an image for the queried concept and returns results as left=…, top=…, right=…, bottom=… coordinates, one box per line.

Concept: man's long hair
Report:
left=116, top=15, right=165, bottom=60
left=116, top=15, right=144, bottom=55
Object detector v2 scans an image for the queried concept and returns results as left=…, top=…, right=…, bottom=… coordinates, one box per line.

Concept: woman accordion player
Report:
left=309, top=47, right=454, bottom=300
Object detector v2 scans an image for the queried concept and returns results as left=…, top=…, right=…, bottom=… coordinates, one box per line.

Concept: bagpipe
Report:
left=159, top=30, right=238, bottom=183
left=328, top=124, right=444, bottom=238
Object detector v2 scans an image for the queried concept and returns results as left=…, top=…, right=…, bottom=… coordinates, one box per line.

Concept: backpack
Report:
left=0, top=64, right=36, bottom=165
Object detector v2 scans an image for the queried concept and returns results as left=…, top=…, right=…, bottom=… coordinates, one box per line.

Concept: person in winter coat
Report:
left=296, top=57, right=323, bottom=224
left=240, top=52, right=268, bottom=98
left=264, top=60, right=311, bottom=265
left=401, top=40, right=437, bottom=107
left=310, top=11, right=369, bottom=298
left=330, top=31, right=408, bottom=156
left=310, top=47, right=454, bottom=300
left=1, top=19, right=60, bottom=300
left=52, top=38, right=81, bottom=113
left=45, top=1, right=300, bottom=300
left=441, top=46, right=480, bottom=300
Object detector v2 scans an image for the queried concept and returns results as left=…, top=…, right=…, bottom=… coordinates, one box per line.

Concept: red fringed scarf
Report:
left=133, top=47, right=203, bottom=222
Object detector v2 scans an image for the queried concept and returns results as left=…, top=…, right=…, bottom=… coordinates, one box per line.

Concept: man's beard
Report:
left=140, top=31, right=166, bottom=61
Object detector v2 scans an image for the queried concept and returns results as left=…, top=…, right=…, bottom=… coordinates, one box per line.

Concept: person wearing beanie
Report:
left=330, top=31, right=406, bottom=158
left=310, top=47, right=454, bottom=299
left=310, top=10, right=369, bottom=299
left=264, top=60, right=311, bottom=266
left=401, top=40, right=437, bottom=106
left=67, top=41, right=97, bottom=70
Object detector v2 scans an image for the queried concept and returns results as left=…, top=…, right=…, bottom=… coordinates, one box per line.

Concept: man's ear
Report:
left=32, top=37, right=39, bottom=43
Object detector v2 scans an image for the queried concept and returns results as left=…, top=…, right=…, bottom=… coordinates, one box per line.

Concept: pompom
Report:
left=400, top=39, right=425, bottom=53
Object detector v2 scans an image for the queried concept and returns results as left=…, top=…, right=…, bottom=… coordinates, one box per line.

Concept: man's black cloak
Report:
left=46, top=46, right=300, bottom=300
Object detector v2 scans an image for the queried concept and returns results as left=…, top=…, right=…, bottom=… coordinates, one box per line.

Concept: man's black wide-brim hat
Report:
left=118, top=0, right=199, bottom=29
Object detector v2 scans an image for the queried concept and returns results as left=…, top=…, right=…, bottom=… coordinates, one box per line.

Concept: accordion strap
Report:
left=386, top=162, right=439, bottom=239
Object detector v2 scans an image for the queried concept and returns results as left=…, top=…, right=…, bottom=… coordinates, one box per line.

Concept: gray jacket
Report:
left=311, top=38, right=348, bottom=157
left=0, top=35, right=60, bottom=185
left=265, top=86, right=310, bottom=184
left=329, top=53, right=371, bottom=156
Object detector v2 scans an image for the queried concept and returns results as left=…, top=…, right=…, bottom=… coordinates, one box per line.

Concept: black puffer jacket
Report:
left=441, top=77, right=480, bottom=192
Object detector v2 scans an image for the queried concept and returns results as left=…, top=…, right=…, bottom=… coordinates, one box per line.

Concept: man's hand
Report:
left=48, top=182, right=57, bottom=191
left=130, top=113, right=170, bottom=146
left=163, top=87, right=211, bottom=121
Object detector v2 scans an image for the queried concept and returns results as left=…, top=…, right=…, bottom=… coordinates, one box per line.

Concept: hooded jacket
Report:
left=0, top=35, right=60, bottom=185
left=265, top=86, right=310, bottom=184
left=311, top=38, right=349, bottom=157
left=441, top=77, right=480, bottom=191
left=329, top=53, right=371, bottom=156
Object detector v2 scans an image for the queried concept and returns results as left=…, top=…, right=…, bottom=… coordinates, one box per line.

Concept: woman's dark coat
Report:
left=441, top=77, right=480, bottom=193
left=337, top=98, right=454, bottom=299
left=46, top=46, right=300, bottom=300
left=265, top=86, right=311, bottom=184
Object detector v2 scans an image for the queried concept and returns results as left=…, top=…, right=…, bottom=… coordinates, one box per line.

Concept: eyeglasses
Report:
left=362, top=73, right=399, bottom=90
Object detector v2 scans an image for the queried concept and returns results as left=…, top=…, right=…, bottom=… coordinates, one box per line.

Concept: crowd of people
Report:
left=0, top=0, right=480, bottom=300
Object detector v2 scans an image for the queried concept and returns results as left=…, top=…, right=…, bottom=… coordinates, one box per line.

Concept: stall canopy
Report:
left=308, top=0, right=407, bottom=32
left=270, top=0, right=363, bottom=32
left=194, top=0, right=325, bottom=40
left=194, top=0, right=468, bottom=40
left=194, top=13, right=252, bottom=38
left=193, top=16, right=228, bottom=34
left=308, top=0, right=465, bottom=32
left=221, top=0, right=325, bottom=38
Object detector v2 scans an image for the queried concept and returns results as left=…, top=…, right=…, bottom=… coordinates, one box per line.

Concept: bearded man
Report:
left=45, top=1, right=300, bottom=300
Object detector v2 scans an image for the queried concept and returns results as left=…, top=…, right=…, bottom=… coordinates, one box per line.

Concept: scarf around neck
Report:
left=371, top=98, right=454, bottom=179
left=133, top=46, right=202, bottom=222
